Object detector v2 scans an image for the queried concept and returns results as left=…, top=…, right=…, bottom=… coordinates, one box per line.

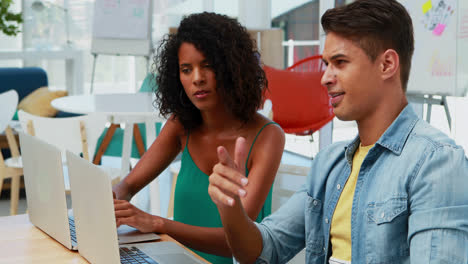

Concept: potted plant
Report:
left=0, top=0, right=22, bottom=36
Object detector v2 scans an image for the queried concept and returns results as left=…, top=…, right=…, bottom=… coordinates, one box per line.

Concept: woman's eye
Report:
left=181, top=68, right=191, bottom=74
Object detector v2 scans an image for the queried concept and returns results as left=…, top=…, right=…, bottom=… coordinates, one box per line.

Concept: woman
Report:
left=113, top=12, right=285, bottom=264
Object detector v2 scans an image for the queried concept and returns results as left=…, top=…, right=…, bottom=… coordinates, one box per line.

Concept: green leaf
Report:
left=0, top=0, right=22, bottom=36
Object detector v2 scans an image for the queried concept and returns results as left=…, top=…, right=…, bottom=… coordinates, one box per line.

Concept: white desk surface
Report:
left=51, top=92, right=156, bottom=115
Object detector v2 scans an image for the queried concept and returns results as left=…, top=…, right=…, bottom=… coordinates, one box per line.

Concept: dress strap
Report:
left=185, top=130, right=190, bottom=150
left=245, top=122, right=278, bottom=173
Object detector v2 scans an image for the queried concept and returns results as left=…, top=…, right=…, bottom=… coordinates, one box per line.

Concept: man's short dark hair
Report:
left=321, top=0, right=414, bottom=91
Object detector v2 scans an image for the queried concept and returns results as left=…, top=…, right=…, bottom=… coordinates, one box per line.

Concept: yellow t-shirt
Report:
left=329, top=144, right=374, bottom=262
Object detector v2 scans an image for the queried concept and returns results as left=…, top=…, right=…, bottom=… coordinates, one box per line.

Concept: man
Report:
left=208, top=0, right=468, bottom=263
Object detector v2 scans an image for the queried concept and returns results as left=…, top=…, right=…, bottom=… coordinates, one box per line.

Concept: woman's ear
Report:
left=379, top=49, right=400, bottom=81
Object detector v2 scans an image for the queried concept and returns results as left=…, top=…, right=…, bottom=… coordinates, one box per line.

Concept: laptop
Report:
left=66, top=150, right=206, bottom=264
left=19, top=132, right=78, bottom=250
left=19, top=132, right=160, bottom=251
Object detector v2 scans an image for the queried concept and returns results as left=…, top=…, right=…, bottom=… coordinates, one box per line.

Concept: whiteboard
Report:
left=91, top=0, right=153, bottom=56
left=399, top=0, right=468, bottom=97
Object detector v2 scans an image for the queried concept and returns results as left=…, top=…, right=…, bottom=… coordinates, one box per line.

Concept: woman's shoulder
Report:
left=245, top=114, right=285, bottom=171
left=253, top=113, right=283, bottom=132
left=161, top=114, right=188, bottom=140
left=248, top=113, right=284, bottom=143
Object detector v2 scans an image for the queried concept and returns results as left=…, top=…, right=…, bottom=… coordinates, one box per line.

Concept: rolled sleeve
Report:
left=408, top=145, right=468, bottom=263
left=253, top=188, right=309, bottom=264
left=254, top=222, right=274, bottom=264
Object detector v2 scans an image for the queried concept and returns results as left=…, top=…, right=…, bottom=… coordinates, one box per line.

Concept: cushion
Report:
left=0, top=67, right=48, bottom=101
left=18, top=87, right=68, bottom=117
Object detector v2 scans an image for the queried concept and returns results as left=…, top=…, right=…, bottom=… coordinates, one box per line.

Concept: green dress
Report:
left=173, top=122, right=276, bottom=264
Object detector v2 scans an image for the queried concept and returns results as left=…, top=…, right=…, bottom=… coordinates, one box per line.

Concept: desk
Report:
left=0, top=214, right=209, bottom=263
left=0, top=49, right=84, bottom=95
left=52, top=93, right=165, bottom=215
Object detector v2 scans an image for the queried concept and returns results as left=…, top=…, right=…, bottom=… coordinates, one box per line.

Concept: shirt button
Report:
left=313, top=200, right=318, bottom=206
left=381, top=212, right=385, bottom=218
left=337, top=184, right=341, bottom=190
left=325, top=218, right=329, bottom=224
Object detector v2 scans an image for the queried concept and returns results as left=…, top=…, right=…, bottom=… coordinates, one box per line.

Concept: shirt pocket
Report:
left=365, top=196, right=410, bottom=263
left=305, top=194, right=325, bottom=258
left=367, top=197, right=407, bottom=225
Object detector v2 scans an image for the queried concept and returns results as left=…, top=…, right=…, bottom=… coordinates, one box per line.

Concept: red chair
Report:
left=263, top=55, right=334, bottom=136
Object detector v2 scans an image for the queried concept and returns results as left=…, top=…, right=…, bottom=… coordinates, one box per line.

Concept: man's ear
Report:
left=379, top=49, right=399, bottom=81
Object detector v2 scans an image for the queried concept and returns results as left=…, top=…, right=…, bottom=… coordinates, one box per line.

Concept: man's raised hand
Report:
left=208, top=137, right=249, bottom=207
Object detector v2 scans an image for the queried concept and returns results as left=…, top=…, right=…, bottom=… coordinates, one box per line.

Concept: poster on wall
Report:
left=93, top=0, right=150, bottom=40
left=91, top=0, right=153, bottom=56
left=399, top=0, right=468, bottom=97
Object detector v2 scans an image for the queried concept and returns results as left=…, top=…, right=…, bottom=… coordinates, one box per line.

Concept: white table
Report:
left=52, top=92, right=165, bottom=215
left=0, top=49, right=84, bottom=95
left=51, top=93, right=155, bottom=114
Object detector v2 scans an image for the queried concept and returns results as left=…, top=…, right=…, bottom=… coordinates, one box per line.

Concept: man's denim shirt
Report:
left=255, top=105, right=468, bottom=264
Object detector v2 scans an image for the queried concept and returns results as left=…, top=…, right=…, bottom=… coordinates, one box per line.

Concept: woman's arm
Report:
left=113, top=116, right=184, bottom=200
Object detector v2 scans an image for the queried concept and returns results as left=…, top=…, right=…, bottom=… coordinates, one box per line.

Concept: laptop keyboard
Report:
left=120, top=246, right=159, bottom=264
left=68, top=217, right=77, bottom=243
left=68, top=217, right=159, bottom=263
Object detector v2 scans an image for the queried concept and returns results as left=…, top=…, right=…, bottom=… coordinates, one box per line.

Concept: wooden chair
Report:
left=0, top=90, right=23, bottom=215
left=17, top=110, right=122, bottom=190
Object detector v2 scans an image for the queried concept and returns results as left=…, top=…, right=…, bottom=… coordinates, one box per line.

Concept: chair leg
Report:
left=0, top=169, right=4, bottom=199
left=133, top=124, right=145, bottom=158
left=93, top=123, right=119, bottom=165
left=0, top=177, right=3, bottom=199
left=10, top=174, right=20, bottom=215
left=167, top=168, right=179, bottom=219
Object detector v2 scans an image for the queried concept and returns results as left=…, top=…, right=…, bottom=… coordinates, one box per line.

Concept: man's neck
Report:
left=357, top=95, right=408, bottom=146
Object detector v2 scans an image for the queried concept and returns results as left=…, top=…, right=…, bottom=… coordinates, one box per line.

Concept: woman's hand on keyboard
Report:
left=114, top=199, right=165, bottom=233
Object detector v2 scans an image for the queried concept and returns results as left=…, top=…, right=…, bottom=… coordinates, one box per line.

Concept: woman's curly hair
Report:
left=153, top=12, right=267, bottom=130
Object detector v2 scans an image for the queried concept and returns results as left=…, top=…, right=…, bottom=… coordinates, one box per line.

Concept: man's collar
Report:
left=345, top=104, right=419, bottom=159
left=376, top=104, right=419, bottom=155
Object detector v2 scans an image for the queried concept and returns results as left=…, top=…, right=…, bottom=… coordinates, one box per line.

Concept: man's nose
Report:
left=321, top=66, right=336, bottom=88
